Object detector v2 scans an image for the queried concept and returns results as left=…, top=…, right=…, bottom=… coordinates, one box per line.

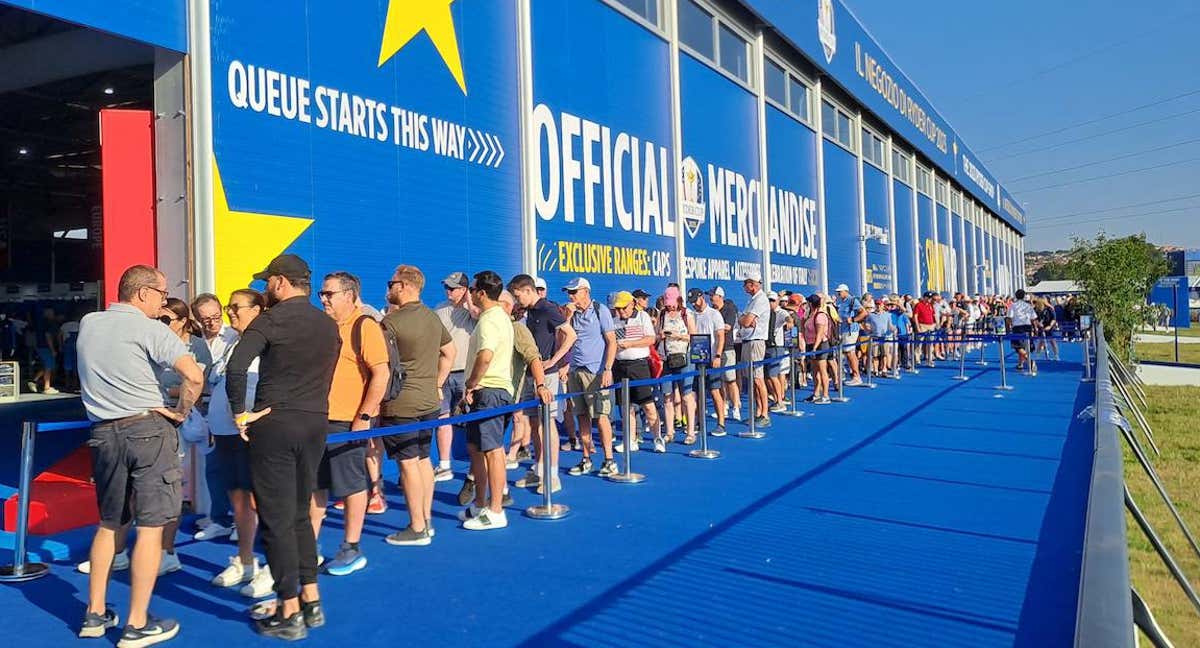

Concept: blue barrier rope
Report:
left=29, top=331, right=1067, bottom=442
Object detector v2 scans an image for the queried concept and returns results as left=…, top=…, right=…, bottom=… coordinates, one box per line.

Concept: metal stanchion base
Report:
left=905, top=368, right=919, bottom=375
left=951, top=375, right=970, bottom=381
left=994, top=385, right=1014, bottom=391
left=830, top=396, right=851, bottom=403
left=0, top=562, right=49, bottom=583
left=1081, top=377, right=1095, bottom=383
left=974, top=361, right=989, bottom=367
left=524, top=504, right=570, bottom=520
left=606, top=472, right=645, bottom=484
left=860, top=383, right=878, bottom=389
left=737, top=430, right=766, bottom=439
left=688, top=448, right=721, bottom=459
left=776, top=410, right=805, bottom=417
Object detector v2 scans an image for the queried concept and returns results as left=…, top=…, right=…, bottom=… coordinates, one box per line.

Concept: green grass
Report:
left=1124, top=385, right=1200, bottom=645
left=1134, top=343, right=1200, bottom=365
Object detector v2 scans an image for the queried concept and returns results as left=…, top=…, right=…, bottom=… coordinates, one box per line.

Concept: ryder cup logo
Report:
left=818, top=0, right=837, bottom=64
left=680, top=156, right=706, bottom=239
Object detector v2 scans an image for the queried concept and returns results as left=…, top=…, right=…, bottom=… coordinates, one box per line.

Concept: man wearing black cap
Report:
left=632, top=289, right=657, bottom=321
left=226, top=254, right=340, bottom=639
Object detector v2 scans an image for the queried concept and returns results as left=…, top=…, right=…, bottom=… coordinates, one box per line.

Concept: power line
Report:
left=988, top=106, right=1200, bottom=162
left=1027, top=205, right=1200, bottom=230
left=1030, top=192, right=1200, bottom=223
left=1012, top=156, right=1200, bottom=194
left=978, top=88, right=1200, bottom=152
left=1006, top=136, right=1200, bottom=183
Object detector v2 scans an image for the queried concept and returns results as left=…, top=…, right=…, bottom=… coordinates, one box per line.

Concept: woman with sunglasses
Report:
left=157, top=298, right=215, bottom=574
left=207, top=290, right=275, bottom=600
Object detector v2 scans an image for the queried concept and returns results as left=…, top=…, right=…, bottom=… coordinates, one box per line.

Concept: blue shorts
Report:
left=440, top=371, right=466, bottom=416
left=662, top=364, right=694, bottom=395
left=467, top=387, right=512, bottom=452
left=37, top=347, right=55, bottom=371
left=766, top=348, right=788, bottom=377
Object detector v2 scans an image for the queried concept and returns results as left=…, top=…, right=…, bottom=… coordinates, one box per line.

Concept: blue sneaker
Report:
left=324, top=543, right=366, bottom=576
left=116, top=615, right=179, bottom=648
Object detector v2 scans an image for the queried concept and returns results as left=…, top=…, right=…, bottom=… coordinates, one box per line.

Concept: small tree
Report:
left=1066, top=233, right=1168, bottom=360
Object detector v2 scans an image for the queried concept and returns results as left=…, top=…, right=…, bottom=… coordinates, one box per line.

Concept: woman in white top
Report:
left=658, top=287, right=698, bottom=444
left=207, top=289, right=272, bottom=598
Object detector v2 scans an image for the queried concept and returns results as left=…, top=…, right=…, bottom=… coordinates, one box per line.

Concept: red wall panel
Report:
left=99, top=109, right=156, bottom=303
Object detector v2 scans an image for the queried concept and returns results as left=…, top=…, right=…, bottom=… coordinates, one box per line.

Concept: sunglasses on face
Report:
left=225, top=303, right=256, bottom=315
left=565, top=289, right=580, bottom=296
left=318, top=289, right=349, bottom=300
left=158, top=315, right=179, bottom=325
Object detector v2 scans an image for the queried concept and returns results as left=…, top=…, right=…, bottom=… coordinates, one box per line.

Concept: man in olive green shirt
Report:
left=459, top=271, right=515, bottom=531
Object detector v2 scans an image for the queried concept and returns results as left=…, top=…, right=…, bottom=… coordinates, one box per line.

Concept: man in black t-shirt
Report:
left=508, top=275, right=575, bottom=493
left=707, top=286, right=742, bottom=422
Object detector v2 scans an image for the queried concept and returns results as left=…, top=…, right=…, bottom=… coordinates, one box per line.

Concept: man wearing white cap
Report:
left=834, top=284, right=866, bottom=386
left=561, top=277, right=619, bottom=476
left=534, top=277, right=548, bottom=299
left=738, top=270, right=771, bottom=427
left=706, top=286, right=741, bottom=422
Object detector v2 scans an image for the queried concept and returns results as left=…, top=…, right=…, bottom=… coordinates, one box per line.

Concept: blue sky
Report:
left=847, top=0, right=1200, bottom=251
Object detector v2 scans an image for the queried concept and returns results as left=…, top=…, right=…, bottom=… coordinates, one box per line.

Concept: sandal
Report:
left=683, top=434, right=697, bottom=446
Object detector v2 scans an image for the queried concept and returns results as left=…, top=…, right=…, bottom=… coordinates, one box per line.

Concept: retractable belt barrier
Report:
left=1, top=330, right=1076, bottom=583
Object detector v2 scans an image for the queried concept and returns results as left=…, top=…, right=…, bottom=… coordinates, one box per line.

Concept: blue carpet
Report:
left=0, top=348, right=1093, bottom=647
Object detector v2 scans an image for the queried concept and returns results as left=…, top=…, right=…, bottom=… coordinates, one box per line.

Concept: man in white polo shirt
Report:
left=738, top=270, right=771, bottom=428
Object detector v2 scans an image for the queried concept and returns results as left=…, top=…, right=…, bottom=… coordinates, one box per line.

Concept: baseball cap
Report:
left=562, top=277, right=591, bottom=292
left=706, top=286, right=725, bottom=297
left=442, top=271, right=469, bottom=289
left=788, top=294, right=804, bottom=308
left=253, top=254, right=310, bottom=282
left=742, top=269, right=763, bottom=283
left=534, top=277, right=547, bottom=290
left=834, top=283, right=850, bottom=293
left=632, top=289, right=650, bottom=299
left=767, top=291, right=779, bottom=301
left=687, top=288, right=705, bottom=302
left=610, top=291, right=633, bottom=309
left=664, top=286, right=681, bottom=304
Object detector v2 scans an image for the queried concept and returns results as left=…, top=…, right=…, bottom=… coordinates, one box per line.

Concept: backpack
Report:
left=351, top=315, right=405, bottom=402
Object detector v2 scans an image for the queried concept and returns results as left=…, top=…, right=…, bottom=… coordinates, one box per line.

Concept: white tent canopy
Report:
left=1028, top=280, right=1080, bottom=294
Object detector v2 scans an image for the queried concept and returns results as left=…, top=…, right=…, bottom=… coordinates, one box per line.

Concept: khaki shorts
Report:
left=741, top=340, right=767, bottom=380
left=568, top=367, right=612, bottom=420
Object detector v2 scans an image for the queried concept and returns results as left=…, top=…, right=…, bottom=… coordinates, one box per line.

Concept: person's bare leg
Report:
left=710, top=388, right=725, bottom=428
left=365, top=439, right=383, bottom=497
left=726, top=379, right=740, bottom=415
left=399, top=458, right=427, bottom=532
left=86, top=525, right=118, bottom=615
left=754, top=377, right=768, bottom=417
left=310, top=491, right=327, bottom=540
left=575, top=413, right=593, bottom=459
left=418, top=458, right=434, bottom=524
left=161, top=519, right=179, bottom=554
left=126, top=525, right=165, bottom=628
left=436, top=421, right=453, bottom=471
left=683, top=393, right=696, bottom=436
left=341, top=489, right=367, bottom=544
left=597, top=416, right=614, bottom=460
left=485, top=448, right=506, bottom=512
left=643, top=402, right=661, bottom=438
left=231, top=490, right=257, bottom=564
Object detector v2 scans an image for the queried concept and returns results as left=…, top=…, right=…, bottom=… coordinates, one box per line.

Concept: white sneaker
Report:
left=158, top=551, right=182, bottom=575
left=194, top=522, right=233, bottom=541
left=653, top=436, right=666, bottom=454
left=770, top=404, right=787, bottom=413
left=43, top=387, right=60, bottom=395
left=536, top=475, right=562, bottom=495
left=76, top=549, right=130, bottom=574
left=463, top=508, right=508, bottom=531
left=457, top=503, right=483, bottom=522
left=505, top=460, right=520, bottom=470
left=731, top=408, right=743, bottom=422
left=240, top=564, right=275, bottom=598
left=211, top=556, right=257, bottom=587
left=194, top=517, right=213, bottom=530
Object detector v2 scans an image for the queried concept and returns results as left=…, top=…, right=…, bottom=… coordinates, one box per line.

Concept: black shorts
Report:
left=212, top=433, right=253, bottom=491
left=88, top=413, right=182, bottom=528
left=467, top=387, right=511, bottom=452
left=1012, top=325, right=1033, bottom=351
left=317, top=421, right=369, bottom=499
left=380, top=412, right=439, bottom=461
left=613, top=358, right=655, bottom=404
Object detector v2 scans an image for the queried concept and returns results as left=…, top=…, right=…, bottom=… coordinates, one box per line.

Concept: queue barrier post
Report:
left=689, top=364, right=720, bottom=459
left=739, top=359, right=766, bottom=439
left=905, top=336, right=920, bottom=374
left=778, top=349, right=804, bottom=418
left=0, top=422, right=50, bottom=583
left=863, top=338, right=877, bottom=389
left=952, top=340, right=969, bottom=381
left=831, top=347, right=851, bottom=403
left=1028, top=333, right=1039, bottom=377
left=606, top=378, right=645, bottom=484
left=890, top=338, right=902, bottom=380
left=975, top=334, right=990, bottom=366
left=525, top=403, right=569, bottom=520
left=995, top=336, right=1014, bottom=392
left=1082, top=328, right=1095, bottom=383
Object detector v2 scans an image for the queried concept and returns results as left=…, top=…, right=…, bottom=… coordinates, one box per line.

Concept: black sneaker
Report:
left=456, top=477, right=476, bottom=506
left=116, top=616, right=179, bottom=648
left=597, top=460, right=619, bottom=477
left=516, top=447, right=532, bottom=462
left=255, top=611, right=307, bottom=641
left=567, top=459, right=593, bottom=476
left=79, top=608, right=119, bottom=638
left=711, top=424, right=727, bottom=437
left=301, top=600, right=325, bottom=628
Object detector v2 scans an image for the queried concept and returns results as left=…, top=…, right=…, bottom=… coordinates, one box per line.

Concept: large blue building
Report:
left=0, top=0, right=1027, bottom=304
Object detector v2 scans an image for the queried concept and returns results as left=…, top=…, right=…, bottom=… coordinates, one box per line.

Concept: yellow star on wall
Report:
left=212, top=159, right=314, bottom=303
left=378, top=0, right=467, bottom=95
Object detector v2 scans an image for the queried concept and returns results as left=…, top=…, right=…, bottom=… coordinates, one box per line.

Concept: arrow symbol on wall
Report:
left=467, top=128, right=481, bottom=163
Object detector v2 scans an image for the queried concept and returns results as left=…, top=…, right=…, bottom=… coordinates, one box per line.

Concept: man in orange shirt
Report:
left=312, top=271, right=390, bottom=577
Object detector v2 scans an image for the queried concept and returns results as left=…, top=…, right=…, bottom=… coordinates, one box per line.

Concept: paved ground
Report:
left=0, top=346, right=1094, bottom=647
left=1135, top=334, right=1200, bottom=345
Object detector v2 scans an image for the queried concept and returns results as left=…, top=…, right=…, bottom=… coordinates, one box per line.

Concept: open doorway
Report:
left=0, top=5, right=155, bottom=395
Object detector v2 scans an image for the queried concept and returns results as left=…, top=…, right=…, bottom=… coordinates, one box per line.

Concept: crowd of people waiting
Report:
left=71, top=257, right=1076, bottom=646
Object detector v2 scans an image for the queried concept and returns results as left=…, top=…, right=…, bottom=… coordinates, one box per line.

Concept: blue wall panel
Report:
left=2, top=0, right=187, bottom=51
left=680, top=53, right=762, bottom=299
left=917, top=194, right=934, bottom=294
left=823, top=143, right=860, bottom=293
left=966, top=221, right=978, bottom=295
left=863, top=164, right=890, bottom=294
left=209, top=0, right=522, bottom=306
left=892, top=182, right=916, bottom=296
left=951, top=211, right=965, bottom=295
left=532, top=0, right=676, bottom=298
left=765, top=106, right=820, bottom=295
left=935, top=204, right=951, bottom=295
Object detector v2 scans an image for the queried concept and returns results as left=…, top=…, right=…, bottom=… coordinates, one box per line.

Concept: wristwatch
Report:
left=358, top=413, right=372, bottom=422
